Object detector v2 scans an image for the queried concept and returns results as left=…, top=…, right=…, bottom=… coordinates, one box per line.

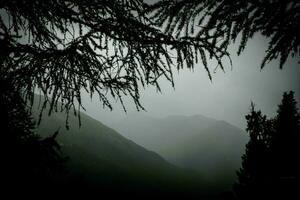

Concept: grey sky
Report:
left=3, top=3, right=297, bottom=130
left=82, top=34, right=300, bottom=129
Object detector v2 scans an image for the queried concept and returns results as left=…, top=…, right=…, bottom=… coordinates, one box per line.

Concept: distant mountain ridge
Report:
left=30, top=98, right=215, bottom=197
left=112, top=114, right=217, bottom=151
left=112, top=113, right=248, bottom=190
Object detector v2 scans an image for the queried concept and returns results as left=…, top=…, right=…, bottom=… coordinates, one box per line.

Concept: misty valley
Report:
left=1, top=0, right=299, bottom=199
left=18, top=91, right=296, bottom=199
left=29, top=99, right=247, bottom=199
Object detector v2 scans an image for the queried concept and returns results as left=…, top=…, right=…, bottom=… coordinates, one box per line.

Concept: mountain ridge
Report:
left=112, top=113, right=248, bottom=190
left=30, top=98, right=216, bottom=197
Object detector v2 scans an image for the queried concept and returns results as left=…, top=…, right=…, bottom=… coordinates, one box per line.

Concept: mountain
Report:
left=112, top=114, right=248, bottom=190
left=30, top=102, right=215, bottom=198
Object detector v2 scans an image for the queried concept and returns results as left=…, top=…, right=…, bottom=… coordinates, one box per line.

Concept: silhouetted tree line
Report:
left=0, top=0, right=299, bottom=192
left=0, top=75, right=65, bottom=191
left=234, top=91, right=300, bottom=199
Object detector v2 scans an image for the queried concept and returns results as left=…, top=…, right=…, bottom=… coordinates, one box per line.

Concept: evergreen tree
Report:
left=234, top=92, right=300, bottom=199
left=234, top=103, right=274, bottom=199
left=271, top=91, right=300, bottom=197
left=1, top=1, right=299, bottom=193
left=148, top=0, right=300, bottom=69
left=0, top=74, right=64, bottom=192
left=1, top=0, right=298, bottom=119
left=1, top=0, right=223, bottom=118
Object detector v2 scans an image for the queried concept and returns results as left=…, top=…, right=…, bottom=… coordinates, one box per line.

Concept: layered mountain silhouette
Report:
left=30, top=100, right=217, bottom=198
left=113, top=114, right=248, bottom=190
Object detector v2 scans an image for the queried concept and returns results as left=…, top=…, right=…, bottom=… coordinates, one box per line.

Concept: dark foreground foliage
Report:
left=234, top=91, right=300, bottom=199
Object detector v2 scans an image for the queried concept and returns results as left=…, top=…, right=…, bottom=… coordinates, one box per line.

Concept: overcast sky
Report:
left=2, top=1, right=298, bottom=130
left=82, top=34, right=300, bottom=129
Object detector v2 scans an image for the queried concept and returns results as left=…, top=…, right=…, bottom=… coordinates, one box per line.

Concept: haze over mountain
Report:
left=30, top=99, right=221, bottom=198
left=113, top=114, right=248, bottom=189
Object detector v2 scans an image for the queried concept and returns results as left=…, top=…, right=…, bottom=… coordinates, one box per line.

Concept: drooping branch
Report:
left=1, top=0, right=230, bottom=127
left=147, top=0, right=300, bottom=69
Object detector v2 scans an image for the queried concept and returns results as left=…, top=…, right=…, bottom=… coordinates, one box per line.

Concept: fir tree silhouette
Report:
left=1, top=0, right=298, bottom=120
left=1, top=1, right=299, bottom=195
left=234, top=103, right=274, bottom=199
left=234, top=92, right=299, bottom=199
left=0, top=75, right=64, bottom=192
left=271, top=91, right=300, bottom=198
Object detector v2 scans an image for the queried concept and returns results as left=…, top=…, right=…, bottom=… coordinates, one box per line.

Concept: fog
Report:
left=82, top=35, right=300, bottom=129
left=2, top=2, right=298, bottom=130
